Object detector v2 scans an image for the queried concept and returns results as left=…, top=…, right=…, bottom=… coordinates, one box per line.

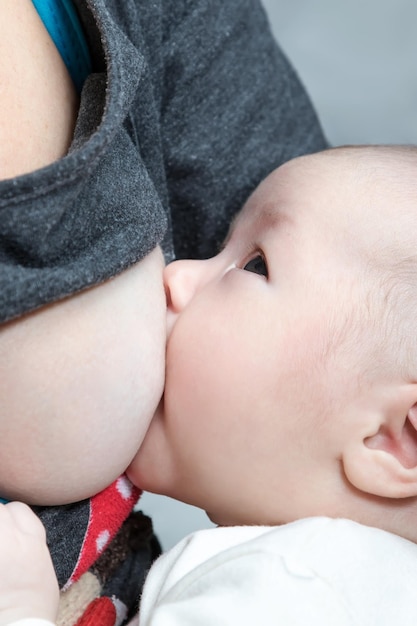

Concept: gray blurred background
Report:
left=140, top=0, right=417, bottom=551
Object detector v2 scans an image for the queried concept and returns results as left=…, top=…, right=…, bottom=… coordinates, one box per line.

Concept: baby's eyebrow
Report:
left=254, top=205, right=289, bottom=232
left=220, top=204, right=290, bottom=252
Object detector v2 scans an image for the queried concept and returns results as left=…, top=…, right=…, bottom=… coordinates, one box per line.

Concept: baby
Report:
left=4, top=144, right=417, bottom=625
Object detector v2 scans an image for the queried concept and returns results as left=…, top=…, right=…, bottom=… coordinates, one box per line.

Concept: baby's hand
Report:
left=0, top=502, right=59, bottom=626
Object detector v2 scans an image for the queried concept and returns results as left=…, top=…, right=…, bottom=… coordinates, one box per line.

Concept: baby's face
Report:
left=129, top=148, right=416, bottom=525
left=0, top=247, right=166, bottom=504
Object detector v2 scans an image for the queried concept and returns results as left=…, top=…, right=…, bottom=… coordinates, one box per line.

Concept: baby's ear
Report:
left=342, top=384, right=417, bottom=499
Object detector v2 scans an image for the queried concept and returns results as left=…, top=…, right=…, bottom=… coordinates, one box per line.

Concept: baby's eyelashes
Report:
left=242, top=253, right=268, bottom=278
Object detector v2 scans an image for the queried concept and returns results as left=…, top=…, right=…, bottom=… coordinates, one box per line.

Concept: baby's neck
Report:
left=342, top=495, right=417, bottom=545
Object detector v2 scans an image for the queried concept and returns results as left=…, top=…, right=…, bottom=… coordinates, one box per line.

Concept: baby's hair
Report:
left=294, top=144, right=417, bottom=409
left=328, top=144, right=417, bottom=384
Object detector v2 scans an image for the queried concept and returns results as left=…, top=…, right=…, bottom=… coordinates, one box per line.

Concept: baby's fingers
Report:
left=0, top=502, right=59, bottom=626
left=4, top=501, right=47, bottom=538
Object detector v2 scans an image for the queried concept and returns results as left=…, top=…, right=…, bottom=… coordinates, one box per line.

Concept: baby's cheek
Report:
left=126, top=401, right=173, bottom=493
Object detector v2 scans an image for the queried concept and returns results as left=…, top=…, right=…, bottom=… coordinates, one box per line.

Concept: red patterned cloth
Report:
left=33, top=475, right=161, bottom=626
left=75, top=598, right=118, bottom=626
left=67, top=476, right=140, bottom=588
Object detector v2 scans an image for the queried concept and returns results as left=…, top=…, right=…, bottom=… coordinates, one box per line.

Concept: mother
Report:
left=0, top=0, right=326, bottom=623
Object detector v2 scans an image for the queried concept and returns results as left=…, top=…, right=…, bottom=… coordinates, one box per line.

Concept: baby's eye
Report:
left=243, top=254, right=268, bottom=278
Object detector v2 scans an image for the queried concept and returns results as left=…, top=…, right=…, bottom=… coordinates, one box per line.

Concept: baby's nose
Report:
left=164, top=259, right=200, bottom=312
left=164, top=258, right=211, bottom=313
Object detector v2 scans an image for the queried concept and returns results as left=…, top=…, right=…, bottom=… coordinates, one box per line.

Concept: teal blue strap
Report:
left=32, top=0, right=92, bottom=94
left=0, top=498, right=8, bottom=504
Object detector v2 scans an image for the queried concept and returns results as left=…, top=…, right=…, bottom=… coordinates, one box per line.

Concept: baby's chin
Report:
left=126, top=398, right=171, bottom=492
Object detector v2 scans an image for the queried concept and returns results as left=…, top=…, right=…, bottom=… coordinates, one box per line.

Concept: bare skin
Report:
left=0, top=0, right=78, bottom=180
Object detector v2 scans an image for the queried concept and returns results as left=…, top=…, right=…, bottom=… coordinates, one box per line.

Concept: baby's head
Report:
left=130, top=145, right=417, bottom=541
